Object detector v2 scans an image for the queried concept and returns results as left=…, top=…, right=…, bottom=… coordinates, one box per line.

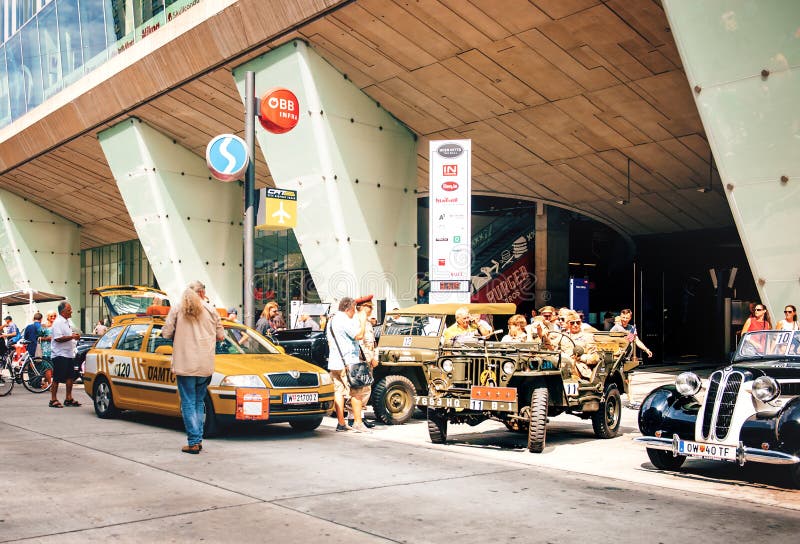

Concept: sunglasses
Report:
left=541, top=314, right=552, bottom=318
left=785, top=310, right=795, bottom=314
left=755, top=308, right=765, bottom=312
left=568, top=320, right=582, bottom=325
left=557, top=317, right=566, bottom=321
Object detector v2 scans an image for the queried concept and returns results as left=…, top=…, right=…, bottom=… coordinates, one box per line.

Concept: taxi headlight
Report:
left=675, top=372, right=701, bottom=397
left=752, top=376, right=780, bottom=402
left=441, top=359, right=453, bottom=372
left=320, top=373, right=332, bottom=385
left=220, top=375, right=266, bottom=388
left=502, top=361, right=516, bottom=374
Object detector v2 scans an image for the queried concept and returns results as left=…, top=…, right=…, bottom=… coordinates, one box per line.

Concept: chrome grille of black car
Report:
left=778, top=381, right=800, bottom=396
left=265, top=372, right=319, bottom=388
left=700, top=370, right=743, bottom=441
left=714, top=373, right=742, bottom=440
left=701, top=371, right=721, bottom=439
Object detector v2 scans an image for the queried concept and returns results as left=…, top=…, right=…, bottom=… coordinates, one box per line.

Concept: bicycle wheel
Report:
left=0, top=363, right=14, bottom=396
left=23, top=358, right=51, bottom=393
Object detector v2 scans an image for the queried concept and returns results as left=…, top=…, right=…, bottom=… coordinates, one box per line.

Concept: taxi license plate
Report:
left=678, top=439, right=736, bottom=461
left=283, top=393, right=318, bottom=404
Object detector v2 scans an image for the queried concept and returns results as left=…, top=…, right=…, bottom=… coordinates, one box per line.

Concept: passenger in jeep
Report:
left=443, top=307, right=478, bottom=345
left=563, top=311, right=600, bottom=380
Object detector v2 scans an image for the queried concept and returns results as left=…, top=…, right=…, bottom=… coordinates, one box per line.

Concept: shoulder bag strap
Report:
left=328, top=315, right=346, bottom=361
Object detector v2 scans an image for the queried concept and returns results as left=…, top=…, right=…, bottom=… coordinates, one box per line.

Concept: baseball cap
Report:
left=227, top=307, right=238, bottom=314
left=3, top=315, right=11, bottom=321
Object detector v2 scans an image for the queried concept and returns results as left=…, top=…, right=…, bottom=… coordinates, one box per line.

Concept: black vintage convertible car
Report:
left=635, top=330, right=800, bottom=487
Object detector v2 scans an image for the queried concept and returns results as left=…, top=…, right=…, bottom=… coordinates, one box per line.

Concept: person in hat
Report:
left=227, top=307, right=239, bottom=323
left=350, top=295, right=377, bottom=429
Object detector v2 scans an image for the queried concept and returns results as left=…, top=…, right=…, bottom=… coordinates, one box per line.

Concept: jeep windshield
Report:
left=734, top=331, right=800, bottom=361
left=383, top=315, right=443, bottom=336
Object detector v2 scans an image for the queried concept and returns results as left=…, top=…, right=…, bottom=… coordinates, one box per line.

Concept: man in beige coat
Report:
left=162, top=281, right=225, bottom=454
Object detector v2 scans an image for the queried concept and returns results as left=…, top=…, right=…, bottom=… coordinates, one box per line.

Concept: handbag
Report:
left=35, top=341, right=43, bottom=359
left=329, top=315, right=374, bottom=388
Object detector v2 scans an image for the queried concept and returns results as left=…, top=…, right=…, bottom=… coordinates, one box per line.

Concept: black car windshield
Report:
left=216, top=325, right=281, bottom=355
left=383, top=315, right=443, bottom=336
left=734, top=331, right=800, bottom=361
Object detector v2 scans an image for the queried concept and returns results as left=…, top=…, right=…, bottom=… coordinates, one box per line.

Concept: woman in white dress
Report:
left=776, top=304, right=798, bottom=331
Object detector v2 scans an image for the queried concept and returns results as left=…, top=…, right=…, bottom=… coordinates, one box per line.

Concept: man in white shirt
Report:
left=326, top=297, right=367, bottom=432
left=49, top=301, right=81, bottom=408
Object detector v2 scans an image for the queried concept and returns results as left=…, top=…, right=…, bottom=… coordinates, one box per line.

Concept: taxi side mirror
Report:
left=155, top=345, right=173, bottom=355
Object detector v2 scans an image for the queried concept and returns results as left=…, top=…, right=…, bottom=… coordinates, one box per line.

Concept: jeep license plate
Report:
left=678, top=439, right=736, bottom=461
left=415, top=395, right=517, bottom=412
left=283, top=393, right=318, bottom=404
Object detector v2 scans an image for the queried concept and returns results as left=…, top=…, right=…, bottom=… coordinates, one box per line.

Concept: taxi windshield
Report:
left=734, top=330, right=800, bottom=361
left=383, top=315, right=443, bottom=336
left=216, top=325, right=281, bottom=355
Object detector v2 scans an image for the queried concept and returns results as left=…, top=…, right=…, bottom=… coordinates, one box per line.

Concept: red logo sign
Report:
left=259, top=88, right=300, bottom=134
left=441, top=181, right=459, bottom=191
left=443, top=164, right=458, bottom=176
left=438, top=259, right=446, bottom=266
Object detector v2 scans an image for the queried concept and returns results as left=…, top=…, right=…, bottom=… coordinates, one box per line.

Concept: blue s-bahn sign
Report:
left=206, top=134, right=249, bottom=182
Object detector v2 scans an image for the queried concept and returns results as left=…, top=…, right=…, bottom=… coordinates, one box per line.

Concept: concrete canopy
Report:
left=0, top=0, right=730, bottom=250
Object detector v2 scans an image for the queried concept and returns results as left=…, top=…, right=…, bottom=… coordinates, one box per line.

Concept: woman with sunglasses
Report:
left=775, top=304, right=798, bottom=331
left=742, top=304, right=771, bottom=334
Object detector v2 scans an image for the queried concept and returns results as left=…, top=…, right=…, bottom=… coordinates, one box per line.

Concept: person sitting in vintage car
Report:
left=443, top=307, right=479, bottom=345
left=559, top=311, right=600, bottom=380
left=501, top=314, right=532, bottom=343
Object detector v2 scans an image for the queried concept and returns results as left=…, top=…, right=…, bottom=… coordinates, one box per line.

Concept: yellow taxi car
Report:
left=82, top=286, right=334, bottom=436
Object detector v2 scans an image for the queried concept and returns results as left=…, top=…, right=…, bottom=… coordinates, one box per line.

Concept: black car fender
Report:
left=638, top=385, right=699, bottom=438
left=776, top=395, right=800, bottom=450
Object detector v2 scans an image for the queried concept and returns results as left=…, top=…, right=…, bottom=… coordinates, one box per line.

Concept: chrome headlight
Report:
left=220, top=375, right=266, bottom=388
left=502, top=361, right=516, bottom=374
left=440, top=359, right=453, bottom=372
left=752, top=376, right=780, bottom=402
left=320, top=373, right=332, bottom=385
left=675, top=372, right=701, bottom=396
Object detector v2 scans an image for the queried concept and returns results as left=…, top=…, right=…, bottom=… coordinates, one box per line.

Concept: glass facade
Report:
left=0, top=0, right=202, bottom=128
left=80, top=238, right=156, bottom=332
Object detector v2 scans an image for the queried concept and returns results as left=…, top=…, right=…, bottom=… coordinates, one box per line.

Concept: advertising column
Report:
left=429, top=140, right=471, bottom=303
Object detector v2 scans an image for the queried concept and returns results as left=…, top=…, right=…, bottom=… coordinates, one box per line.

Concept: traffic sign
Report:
left=259, top=88, right=300, bottom=134
left=206, top=134, right=249, bottom=182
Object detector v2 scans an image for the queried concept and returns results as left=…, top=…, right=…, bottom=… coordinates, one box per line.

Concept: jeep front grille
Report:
left=265, top=372, right=319, bottom=388
left=700, top=370, right=743, bottom=441
left=451, top=357, right=499, bottom=388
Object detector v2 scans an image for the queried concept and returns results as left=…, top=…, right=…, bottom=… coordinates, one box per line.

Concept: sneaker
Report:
left=363, top=419, right=376, bottom=428
left=350, top=423, right=372, bottom=433
left=335, top=423, right=351, bottom=432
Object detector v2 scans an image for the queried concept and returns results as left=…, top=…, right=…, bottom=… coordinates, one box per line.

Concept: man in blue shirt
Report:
left=2, top=315, right=20, bottom=349
left=22, top=313, right=43, bottom=358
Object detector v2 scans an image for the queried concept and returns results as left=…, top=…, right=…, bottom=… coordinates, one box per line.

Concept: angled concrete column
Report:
left=534, top=205, right=569, bottom=309
left=233, top=40, right=418, bottom=307
left=98, top=119, right=243, bottom=308
left=0, top=189, right=80, bottom=321
left=664, top=1, right=800, bottom=314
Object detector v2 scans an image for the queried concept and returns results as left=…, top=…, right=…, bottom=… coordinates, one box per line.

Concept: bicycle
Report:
left=0, top=341, right=52, bottom=396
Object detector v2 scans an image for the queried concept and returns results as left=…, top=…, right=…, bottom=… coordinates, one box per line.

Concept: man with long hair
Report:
left=162, top=281, right=225, bottom=454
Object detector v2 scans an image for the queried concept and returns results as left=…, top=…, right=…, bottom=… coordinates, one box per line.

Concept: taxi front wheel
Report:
left=93, top=377, right=119, bottom=419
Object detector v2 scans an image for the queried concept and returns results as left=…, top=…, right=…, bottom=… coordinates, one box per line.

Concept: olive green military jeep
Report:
left=370, top=302, right=516, bottom=425
left=414, top=331, right=638, bottom=452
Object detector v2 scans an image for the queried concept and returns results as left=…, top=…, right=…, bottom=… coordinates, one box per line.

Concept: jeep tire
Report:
left=373, top=374, right=416, bottom=425
left=592, top=383, right=622, bottom=439
left=427, top=407, right=448, bottom=444
left=527, top=387, right=548, bottom=453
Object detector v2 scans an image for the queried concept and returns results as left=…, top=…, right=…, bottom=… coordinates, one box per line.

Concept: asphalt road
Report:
left=1, top=369, right=798, bottom=543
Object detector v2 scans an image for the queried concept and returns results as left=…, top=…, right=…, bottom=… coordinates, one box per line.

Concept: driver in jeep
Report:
left=443, top=307, right=479, bottom=346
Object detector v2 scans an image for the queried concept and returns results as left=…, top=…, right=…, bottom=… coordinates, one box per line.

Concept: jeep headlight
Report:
left=320, top=373, right=332, bottom=386
left=441, top=359, right=453, bottom=372
left=675, top=372, right=701, bottom=396
left=752, top=376, right=780, bottom=402
left=220, top=375, right=266, bottom=388
left=502, top=361, right=516, bottom=374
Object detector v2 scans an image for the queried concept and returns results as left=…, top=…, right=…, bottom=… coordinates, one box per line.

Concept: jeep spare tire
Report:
left=373, top=374, right=416, bottom=425
left=527, top=387, right=548, bottom=453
